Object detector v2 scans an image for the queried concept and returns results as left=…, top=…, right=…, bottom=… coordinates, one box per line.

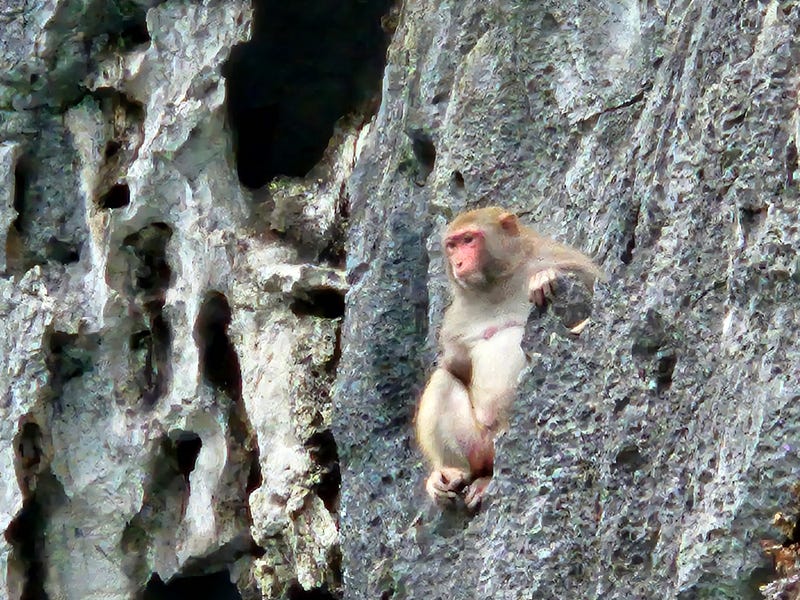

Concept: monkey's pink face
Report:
left=445, top=229, right=485, bottom=281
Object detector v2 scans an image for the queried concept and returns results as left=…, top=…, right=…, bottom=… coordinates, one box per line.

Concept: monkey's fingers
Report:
left=426, top=469, right=468, bottom=503
left=463, top=476, right=492, bottom=512
left=528, top=268, right=559, bottom=306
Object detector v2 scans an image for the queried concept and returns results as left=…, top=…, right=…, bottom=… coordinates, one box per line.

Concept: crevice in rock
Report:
left=121, top=431, right=199, bottom=586
left=44, top=328, right=99, bottom=409
left=173, top=431, right=202, bottom=482
left=290, top=288, right=346, bottom=320
left=738, top=204, right=768, bottom=247
left=98, top=182, right=131, bottom=209
left=6, top=499, right=49, bottom=600
left=305, top=430, right=341, bottom=513
left=123, top=223, right=173, bottom=407
left=194, top=291, right=262, bottom=543
left=109, top=18, right=151, bottom=49
left=286, top=581, right=340, bottom=599
left=785, top=139, right=797, bottom=187
left=5, top=153, right=35, bottom=275
left=318, top=183, right=349, bottom=266
left=6, top=419, right=66, bottom=600
left=612, top=445, right=647, bottom=474
left=223, top=0, right=395, bottom=188
left=142, top=570, right=243, bottom=600
left=630, top=309, right=677, bottom=394
left=406, top=128, right=436, bottom=184
left=91, top=89, right=144, bottom=210
left=196, top=292, right=243, bottom=401
left=44, top=236, right=81, bottom=264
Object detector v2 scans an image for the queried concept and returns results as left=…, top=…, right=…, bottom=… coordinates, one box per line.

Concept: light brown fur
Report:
left=416, top=207, right=602, bottom=510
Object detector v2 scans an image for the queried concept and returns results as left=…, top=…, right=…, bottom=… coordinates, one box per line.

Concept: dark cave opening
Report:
left=290, top=288, right=346, bottom=319
left=123, top=223, right=173, bottom=302
left=195, top=292, right=242, bottom=400
left=223, top=0, right=394, bottom=188
left=143, top=571, right=243, bottom=600
left=123, top=223, right=174, bottom=406
left=286, top=581, right=339, bottom=599
left=5, top=499, right=48, bottom=600
left=305, top=430, right=341, bottom=513
left=98, top=182, right=131, bottom=209
left=172, top=431, right=203, bottom=480
left=12, top=156, right=31, bottom=232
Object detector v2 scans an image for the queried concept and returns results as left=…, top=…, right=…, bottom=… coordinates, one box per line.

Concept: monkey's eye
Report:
left=445, top=240, right=456, bottom=251
left=463, top=234, right=474, bottom=244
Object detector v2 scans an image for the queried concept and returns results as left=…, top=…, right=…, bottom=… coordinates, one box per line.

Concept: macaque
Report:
left=415, top=206, right=603, bottom=510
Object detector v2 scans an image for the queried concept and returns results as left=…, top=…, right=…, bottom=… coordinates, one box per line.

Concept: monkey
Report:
left=415, top=206, right=603, bottom=511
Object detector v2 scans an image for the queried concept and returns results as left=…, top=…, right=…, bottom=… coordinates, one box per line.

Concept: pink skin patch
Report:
left=446, top=229, right=484, bottom=278
left=482, top=320, right=524, bottom=340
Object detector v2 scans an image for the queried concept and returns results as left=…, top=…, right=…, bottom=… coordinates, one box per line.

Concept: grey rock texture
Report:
left=334, top=1, right=800, bottom=599
left=1, top=0, right=799, bottom=599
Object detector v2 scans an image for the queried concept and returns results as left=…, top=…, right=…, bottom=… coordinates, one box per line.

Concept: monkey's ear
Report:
left=499, top=212, right=520, bottom=236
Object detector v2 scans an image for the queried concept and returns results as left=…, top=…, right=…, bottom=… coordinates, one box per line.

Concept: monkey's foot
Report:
left=426, top=468, right=468, bottom=504
left=463, top=476, right=492, bottom=512
left=529, top=268, right=559, bottom=306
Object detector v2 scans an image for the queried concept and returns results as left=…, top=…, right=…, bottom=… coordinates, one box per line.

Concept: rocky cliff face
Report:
left=1, top=0, right=799, bottom=599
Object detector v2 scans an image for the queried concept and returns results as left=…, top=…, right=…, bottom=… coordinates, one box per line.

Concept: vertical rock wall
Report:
left=334, top=1, right=800, bottom=599
left=0, top=0, right=391, bottom=597
left=2, top=0, right=800, bottom=599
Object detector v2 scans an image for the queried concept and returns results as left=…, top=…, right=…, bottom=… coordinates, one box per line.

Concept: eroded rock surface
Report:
left=2, top=0, right=799, bottom=599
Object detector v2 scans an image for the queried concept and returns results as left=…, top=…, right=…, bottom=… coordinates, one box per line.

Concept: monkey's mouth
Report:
left=455, top=271, right=488, bottom=289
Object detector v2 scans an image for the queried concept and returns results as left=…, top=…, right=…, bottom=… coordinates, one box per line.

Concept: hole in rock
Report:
left=117, top=19, right=150, bottom=47
left=620, top=233, right=635, bottom=264
left=5, top=499, right=48, bottom=600
left=655, top=350, right=677, bottom=393
left=290, top=288, right=345, bottom=319
left=305, top=430, right=341, bottom=512
left=195, top=292, right=242, bottom=400
left=44, top=329, right=97, bottom=404
left=45, top=237, right=80, bottom=264
left=11, top=154, right=33, bottom=233
left=224, top=0, right=394, bottom=188
left=286, top=581, right=339, bottom=599
left=98, top=183, right=131, bottom=209
left=613, top=445, right=647, bottom=474
left=5, top=470, right=65, bottom=600
left=406, top=128, right=436, bottom=172
left=13, top=421, right=43, bottom=497
left=172, top=431, right=202, bottom=480
left=129, top=316, right=171, bottom=408
left=104, top=140, right=122, bottom=159
left=122, top=223, right=173, bottom=299
left=143, top=570, right=243, bottom=600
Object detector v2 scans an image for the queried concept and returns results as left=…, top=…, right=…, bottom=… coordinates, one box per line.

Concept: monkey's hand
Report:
left=426, top=468, right=468, bottom=504
left=463, top=476, right=491, bottom=512
left=528, top=267, right=559, bottom=306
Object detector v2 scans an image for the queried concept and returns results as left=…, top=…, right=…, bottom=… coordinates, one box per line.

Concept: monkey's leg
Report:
left=416, top=368, right=492, bottom=505
left=460, top=328, right=525, bottom=510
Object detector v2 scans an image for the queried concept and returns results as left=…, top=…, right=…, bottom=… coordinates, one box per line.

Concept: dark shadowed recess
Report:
left=143, top=571, right=242, bottom=600
left=290, top=287, right=346, bottom=319
left=195, top=292, right=242, bottom=400
left=224, top=0, right=393, bottom=188
left=286, top=581, right=339, bottom=599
